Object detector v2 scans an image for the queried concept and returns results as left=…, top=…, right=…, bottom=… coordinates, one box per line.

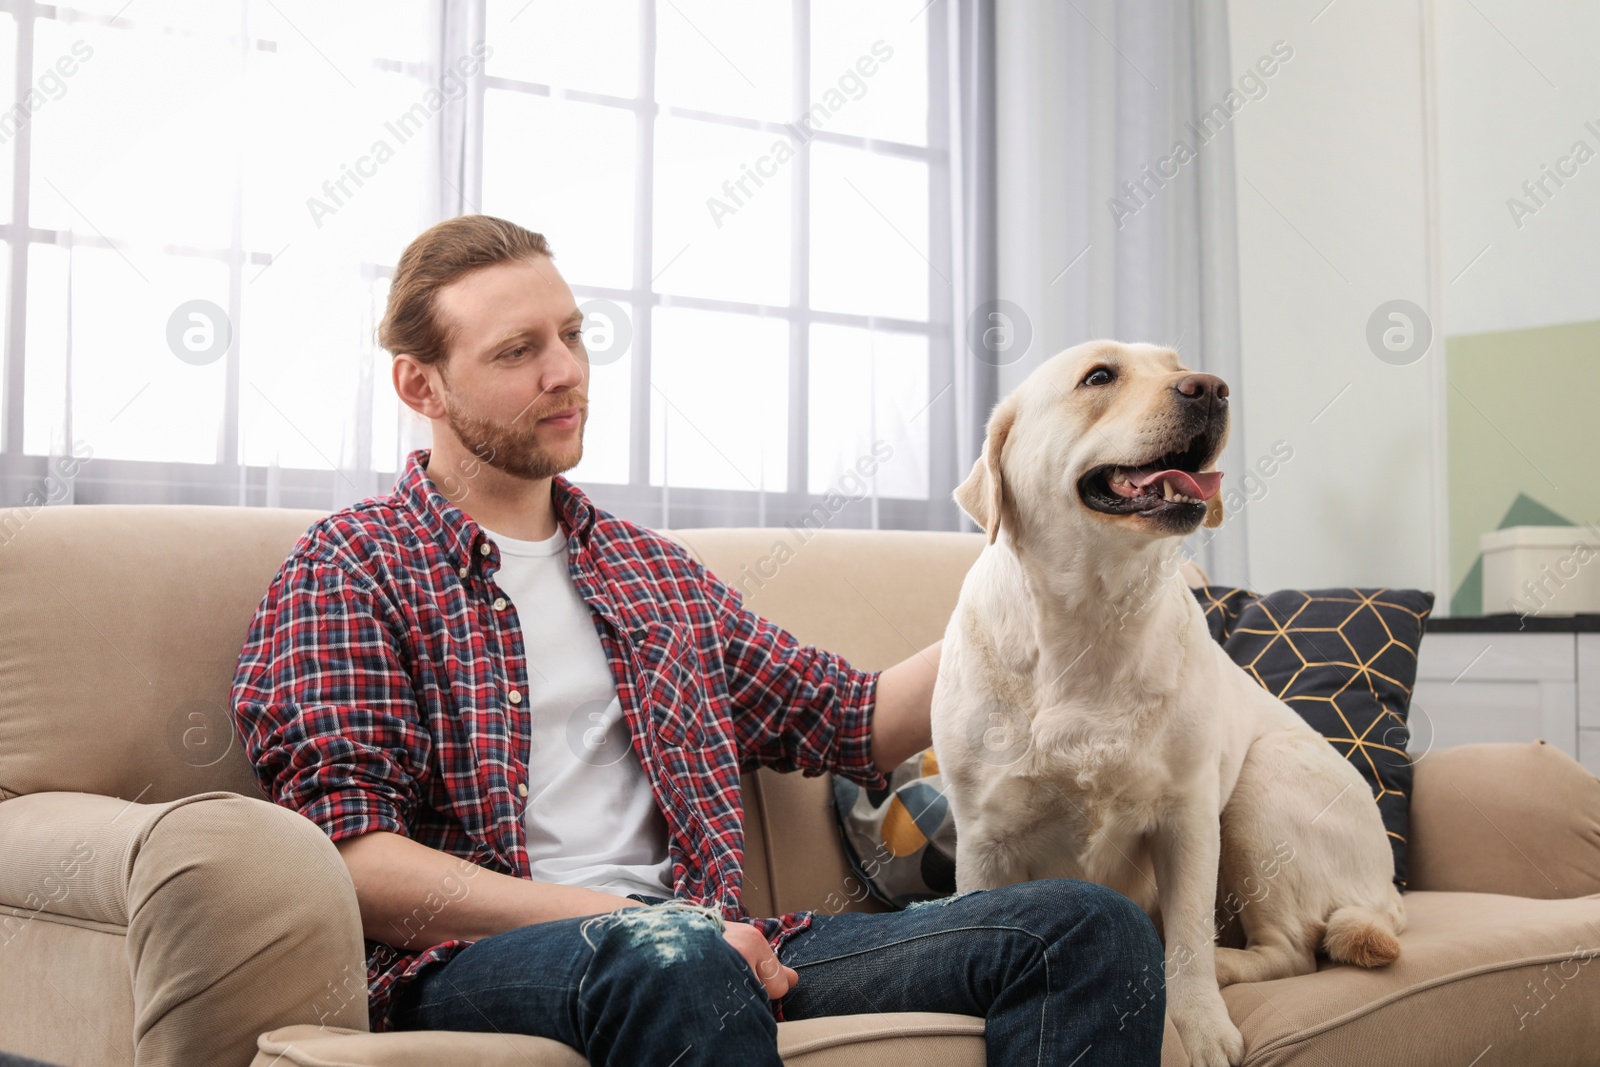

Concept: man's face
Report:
left=431, top=255, right=589, bottom=481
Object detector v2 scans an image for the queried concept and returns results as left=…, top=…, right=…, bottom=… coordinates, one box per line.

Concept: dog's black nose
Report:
left=1175, top=373, right=1229, bottom=401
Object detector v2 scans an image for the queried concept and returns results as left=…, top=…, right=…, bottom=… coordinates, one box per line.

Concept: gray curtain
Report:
left=436, top=0, right=486, bottom=220
left=987, top=0, right=1248, bottom=584
left=948, top=0, right=1002, bottom=516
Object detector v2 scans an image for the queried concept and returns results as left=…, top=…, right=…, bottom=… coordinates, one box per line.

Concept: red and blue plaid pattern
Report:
left=231, top=447, right=888, bottom=1031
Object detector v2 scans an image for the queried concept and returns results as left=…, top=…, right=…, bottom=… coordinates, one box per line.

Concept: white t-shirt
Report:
left=484, top=523, right=673, bottom=900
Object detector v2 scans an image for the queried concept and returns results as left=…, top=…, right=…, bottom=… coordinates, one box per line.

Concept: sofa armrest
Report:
left=1407, top=740, right=1600, bottom=898
left=0, top=790, right=368, bottom=1066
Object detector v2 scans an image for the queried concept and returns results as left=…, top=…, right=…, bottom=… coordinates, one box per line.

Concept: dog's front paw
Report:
left=1169, top=994, right=1244, bottom=1067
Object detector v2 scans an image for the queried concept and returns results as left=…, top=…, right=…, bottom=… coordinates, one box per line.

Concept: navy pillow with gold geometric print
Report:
left=1188, top=586, right=1435, bottom=890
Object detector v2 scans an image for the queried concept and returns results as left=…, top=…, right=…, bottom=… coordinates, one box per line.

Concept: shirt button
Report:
left=493, top=597, right=508, bottom=610
left=518, top=782, right=529, bottom=798
left=458, top=565, right=469, bottom=579
left=480, top=543, right=491, bottom=556
left=509, top=690, right=522, bottom=704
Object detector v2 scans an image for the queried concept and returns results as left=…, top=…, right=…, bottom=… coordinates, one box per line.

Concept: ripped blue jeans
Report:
left=388, top=878, right=1165, bottom=1066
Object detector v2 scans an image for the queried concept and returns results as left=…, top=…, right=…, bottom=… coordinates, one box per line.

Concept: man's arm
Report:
left=869, top=639, right=941, bottom=773
left=232, top=553, right=639, bottom=953
left=338, top=836, right=794, bottom=999
left=335, top=832, right=641, bottom=948
left=331, top=842, right=796, bottom=997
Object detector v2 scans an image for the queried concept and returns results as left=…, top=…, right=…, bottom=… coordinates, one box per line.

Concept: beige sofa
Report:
left=2, top=504, right=1599, bottom=1067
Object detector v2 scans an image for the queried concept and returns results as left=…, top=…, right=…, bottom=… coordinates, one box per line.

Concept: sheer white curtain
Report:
left=2, top=0, right=989, bottom=539
left=993, top=0, right=1248, bottom=584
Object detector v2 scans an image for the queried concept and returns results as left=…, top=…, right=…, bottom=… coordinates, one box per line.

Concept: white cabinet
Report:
left=1580, top=634, right=1600, bottom=774
left=1412, top=629, right=1600, bottom=774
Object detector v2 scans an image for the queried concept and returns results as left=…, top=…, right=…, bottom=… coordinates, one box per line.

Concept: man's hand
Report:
left=722, top=921, right=799, bottom=999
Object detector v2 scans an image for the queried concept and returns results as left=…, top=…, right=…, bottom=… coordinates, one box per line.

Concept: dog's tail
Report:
left=1322, top=902, right=1402, bottom=968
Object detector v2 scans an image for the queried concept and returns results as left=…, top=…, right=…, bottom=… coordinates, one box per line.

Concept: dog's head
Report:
left=954, top=340, right=1229, bottom=548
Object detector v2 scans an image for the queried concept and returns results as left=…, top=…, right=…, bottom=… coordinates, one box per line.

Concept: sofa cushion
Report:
left=254, top=893, right=1600, bottom=1066
left=254, top=1025, right=585, bottom=1067
left=253, top=1012, right=988, bottom=1066
left=1192, top=586, right=1433, bottom=888
left=1219, top=890, right=1600, bottom=1066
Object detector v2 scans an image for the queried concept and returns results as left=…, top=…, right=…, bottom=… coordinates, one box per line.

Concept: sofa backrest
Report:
left=0, top=504, right=329, bottom=805
left=0, top=503, right=990, bottom=914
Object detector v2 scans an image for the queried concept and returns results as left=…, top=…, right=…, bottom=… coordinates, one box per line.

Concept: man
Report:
left=232, top=214, right=1166, bottom=1065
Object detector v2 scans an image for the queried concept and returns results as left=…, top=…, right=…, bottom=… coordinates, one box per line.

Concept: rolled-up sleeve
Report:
left=231, top=553, right=431, bottom=843
left=691, top=557, right=887, bottom=790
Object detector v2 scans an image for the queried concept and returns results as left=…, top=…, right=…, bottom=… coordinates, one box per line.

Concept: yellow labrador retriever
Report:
left=930, top=340, right=1404, bottom=1067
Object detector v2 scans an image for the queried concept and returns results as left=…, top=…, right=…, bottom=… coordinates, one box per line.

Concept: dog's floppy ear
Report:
left=953, top=394, right=1018, bottom=545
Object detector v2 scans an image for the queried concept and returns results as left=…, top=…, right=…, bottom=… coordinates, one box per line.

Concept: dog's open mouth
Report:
left=1078, top=424, right=1223, bottom=518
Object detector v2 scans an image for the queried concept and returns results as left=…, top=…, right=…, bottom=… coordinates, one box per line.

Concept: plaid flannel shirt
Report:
left=231, top=447, right=888, bottom=1032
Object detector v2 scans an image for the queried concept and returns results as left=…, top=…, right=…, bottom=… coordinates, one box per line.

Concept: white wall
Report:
left=992, top=1, right=1596, bottom=599
left=1228, top=0, right=1600, bottom=599
left=1435, top=0, right=1600, bottom=335
left=1225, top=0, right=1440, bottom=593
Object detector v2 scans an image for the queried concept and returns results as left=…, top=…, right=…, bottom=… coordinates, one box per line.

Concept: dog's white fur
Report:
left=930, top=341, right=1404, bottom=1067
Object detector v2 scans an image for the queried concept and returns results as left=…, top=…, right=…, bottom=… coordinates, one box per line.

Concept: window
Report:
left=1, top=0, right=955, bottom=529
left=477, top=0, right=951, bottom=527
left=3, top=0, right=437, bottom=508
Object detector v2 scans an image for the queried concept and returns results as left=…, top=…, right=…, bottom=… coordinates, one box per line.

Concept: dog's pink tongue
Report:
left=1128, top=468, right=1223, bottom=501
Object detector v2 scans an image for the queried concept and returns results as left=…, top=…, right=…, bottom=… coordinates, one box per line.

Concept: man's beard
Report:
left=442, top=387, right=586, bottom=481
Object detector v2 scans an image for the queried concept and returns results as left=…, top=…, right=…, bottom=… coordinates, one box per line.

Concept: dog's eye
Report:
left=1082, top=367, right=1115, bottom=387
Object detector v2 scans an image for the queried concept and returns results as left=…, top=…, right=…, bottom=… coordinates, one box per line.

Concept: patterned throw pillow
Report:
left=1193, top=586, right=1432, bottom=888
left=833, top=586, right=1433, bottom=908
left=833, top=749, right=958, bottom=908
